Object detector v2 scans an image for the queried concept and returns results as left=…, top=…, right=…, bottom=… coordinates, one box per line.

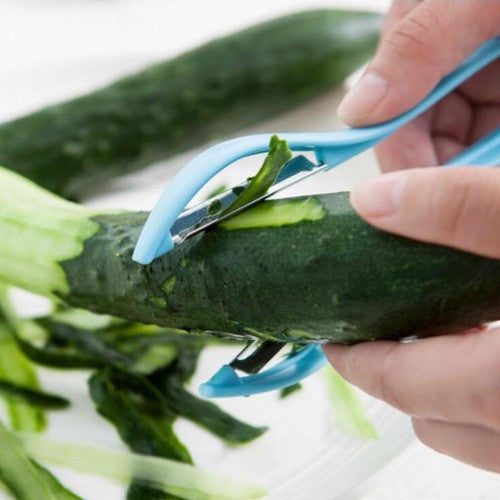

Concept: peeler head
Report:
left=132, top=134, right=276, bottom=265
left=131, top=132, right=344, bottom=265
left=133, top=37, right=500, bottom=265
left=199, top=344, right=327, bottom=398
left=132, top=226, right=174, bottom=265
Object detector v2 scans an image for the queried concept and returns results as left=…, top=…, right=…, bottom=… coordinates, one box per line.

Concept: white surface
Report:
left=25, top=357, right=415, bottom=500
left=361, top=442, right=500, bottom=500
left=0, top=1, right=498, bottom=499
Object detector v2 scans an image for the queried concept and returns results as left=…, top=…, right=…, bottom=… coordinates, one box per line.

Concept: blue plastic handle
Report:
left=199, top=344, right=327, bottom=398
left=447, top=126, right=500, bottom=167
left=133, top=37, right=500, bottom=264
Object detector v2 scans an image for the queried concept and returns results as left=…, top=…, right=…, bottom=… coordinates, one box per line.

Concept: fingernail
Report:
left=350, top=173, right=408, bottom=217
left=337, top=72, right=388, bottom=123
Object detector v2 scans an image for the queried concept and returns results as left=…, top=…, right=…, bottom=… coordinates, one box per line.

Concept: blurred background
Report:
left=1, top=1, right=499, bottom=499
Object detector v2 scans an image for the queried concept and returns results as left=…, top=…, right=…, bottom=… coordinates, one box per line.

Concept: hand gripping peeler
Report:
left=133, top=37, right=500, bottom=398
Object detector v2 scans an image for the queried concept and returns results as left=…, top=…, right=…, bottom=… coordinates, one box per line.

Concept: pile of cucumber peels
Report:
left=0, top=9, right=382, bottom=500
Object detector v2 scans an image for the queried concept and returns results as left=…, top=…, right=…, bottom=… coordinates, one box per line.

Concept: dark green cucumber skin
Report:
left=61, top=192, right=500, bottom=344
left=0, top=10, right=380, bottom=199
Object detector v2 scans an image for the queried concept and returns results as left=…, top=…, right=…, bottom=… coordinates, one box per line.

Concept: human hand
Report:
left=323, top=324, right=500, bottom=473
left=337, top=0, right=500, bottom=171
left=325, top=0, right=500, bottom=473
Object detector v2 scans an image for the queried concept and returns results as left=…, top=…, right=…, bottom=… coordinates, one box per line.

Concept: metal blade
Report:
left=229, top=340, right=285, bottom=374
left=170, top=182, right=244, bottom=237
left=171, top=155, right=326, bottom=245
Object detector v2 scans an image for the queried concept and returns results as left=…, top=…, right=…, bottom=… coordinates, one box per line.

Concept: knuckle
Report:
left=427, top=171, right=478, bottom=247
left=385, top=10, right=434, bottom=58
left=381, top=6, right=444, bottom=82
left=426, top=170, right=500, bottom=252
left=384, top=26, right=426, bottom=61
left=435, top=178, right=471, bottom=244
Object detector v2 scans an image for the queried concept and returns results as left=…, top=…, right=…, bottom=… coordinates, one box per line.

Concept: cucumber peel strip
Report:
left=0, top=286, right=48, bottom=432
left=17, top=433, right=267, bottom=500
left=223, top=134, right=292, bottom=214
left=0, top=325, right=47, bottom=432
left=0, top=420, right=82, bottom=500
left=324, top=366, right=377, bottom=440
left=220, top=135, right=325, bottom=230
left=0, top=380, right=69, bottom=410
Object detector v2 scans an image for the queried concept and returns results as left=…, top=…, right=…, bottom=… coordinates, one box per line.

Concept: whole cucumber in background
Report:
left=3, top=165, right=500, bottom=345
left=0, top=10, right=381, bottom=199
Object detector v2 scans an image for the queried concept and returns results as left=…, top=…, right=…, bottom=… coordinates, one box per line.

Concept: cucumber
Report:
left=0, top=10, right=381, bottom=198
left=61, top=196, right=500, bottom=343
left=3, top=165, right=500, bottom=344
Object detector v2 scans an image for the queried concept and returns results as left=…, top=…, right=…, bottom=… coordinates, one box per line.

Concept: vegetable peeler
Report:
left=133, top=37, right=500, bottom=398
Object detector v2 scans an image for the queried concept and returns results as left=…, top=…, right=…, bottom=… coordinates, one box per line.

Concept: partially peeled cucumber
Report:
left=56, top=192, right=500, bottom=343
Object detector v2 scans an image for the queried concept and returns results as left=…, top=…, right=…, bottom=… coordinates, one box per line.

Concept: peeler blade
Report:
left=229, top=340, right=285, bottom=375
left=170, top=155, right=325, bottom=245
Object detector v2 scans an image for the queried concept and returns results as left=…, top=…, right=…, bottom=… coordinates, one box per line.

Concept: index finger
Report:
left=381, top=0, right=421, bottom=35
left=322, top=328, right=500, bottom=432
left=362, top=1, right=433, bottom=172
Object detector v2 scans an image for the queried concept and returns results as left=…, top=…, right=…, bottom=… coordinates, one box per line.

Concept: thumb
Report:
left=350, top=167, right=500, bottom=260
left=337, top=1, right=500, bottom=126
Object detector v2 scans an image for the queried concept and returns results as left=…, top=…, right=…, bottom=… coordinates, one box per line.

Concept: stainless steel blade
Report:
left=171, top=155, right=326, bottom=245
left=229, top=340, right=285, bottom=374
left=170, top=182, right=246, bottom=236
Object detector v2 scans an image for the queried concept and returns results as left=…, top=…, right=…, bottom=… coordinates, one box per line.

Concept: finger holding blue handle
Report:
left=132, top=38, right=500, bottom=265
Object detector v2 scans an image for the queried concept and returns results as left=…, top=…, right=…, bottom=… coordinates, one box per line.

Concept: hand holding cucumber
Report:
left=326, top=0, right=500, bottom=472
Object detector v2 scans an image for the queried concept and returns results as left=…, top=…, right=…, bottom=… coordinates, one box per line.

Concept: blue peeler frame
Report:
left=133, top=37, right=500, bottom=398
